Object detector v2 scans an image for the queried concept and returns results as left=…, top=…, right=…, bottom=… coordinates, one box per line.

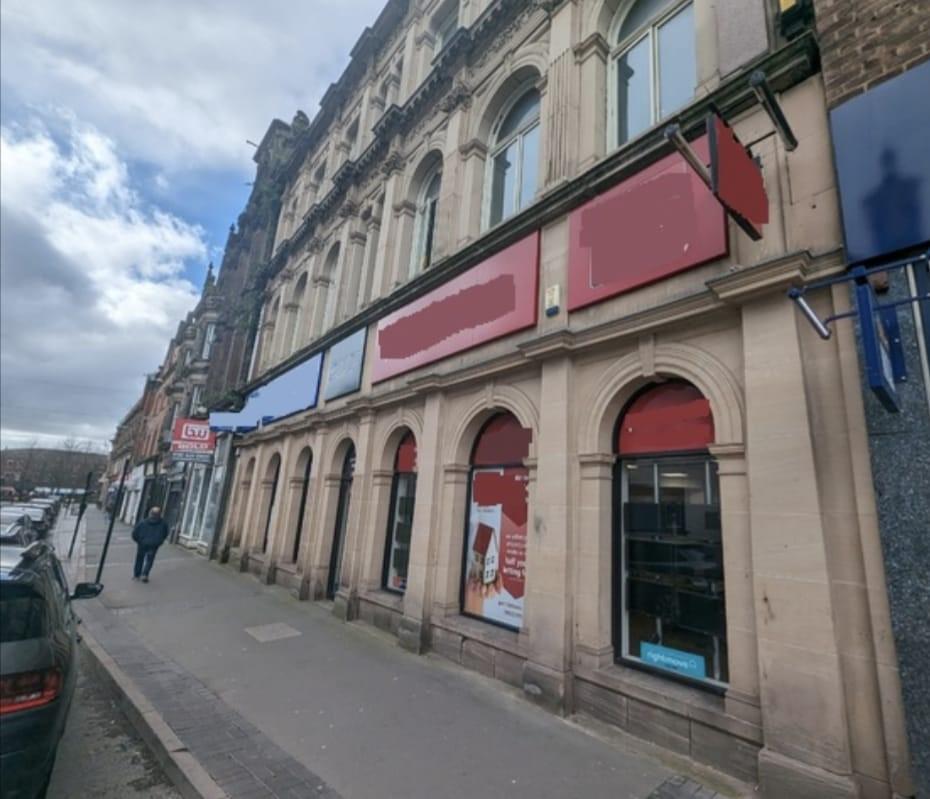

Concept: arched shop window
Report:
left=614, top=380, right=726, bottom=686
left=462, top=413, right=532, bottom=630
left=261, top=453, right=281, bottom=554
left=327, top=444, right=355, bottom=599
left=382, top=432, right=418, bottom=593
left=291, top=447, right=313, bottom=563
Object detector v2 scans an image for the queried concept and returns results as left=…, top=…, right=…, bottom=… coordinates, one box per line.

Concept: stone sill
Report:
left=576, top=661, right=762, bottom=745
left=432, top=614, right=528, bottom=660
left=275, top=560, right=299, bottom=576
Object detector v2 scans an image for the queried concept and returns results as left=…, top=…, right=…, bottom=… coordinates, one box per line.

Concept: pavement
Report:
left=57, top=506, right=741, bottom=799
left=47, top=660, right=182, bottom=799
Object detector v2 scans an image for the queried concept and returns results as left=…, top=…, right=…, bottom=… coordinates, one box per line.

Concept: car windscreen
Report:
left=0, top=584, right=47, bottom=642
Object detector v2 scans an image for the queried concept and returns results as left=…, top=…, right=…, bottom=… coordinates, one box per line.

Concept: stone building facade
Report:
left=814, top=0, right=930, bottom=795
left=211, top=0, right=916, bottom=796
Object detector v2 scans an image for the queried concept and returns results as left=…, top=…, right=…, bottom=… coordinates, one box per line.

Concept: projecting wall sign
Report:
left=567, top=137, right=727, bottom=312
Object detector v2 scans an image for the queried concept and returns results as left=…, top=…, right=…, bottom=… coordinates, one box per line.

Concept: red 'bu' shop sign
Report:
left=372, top=233, right=539, bottom=382
left=567, top=136, right=727, bottom=312
left=171, top=418, right=216, bottom=460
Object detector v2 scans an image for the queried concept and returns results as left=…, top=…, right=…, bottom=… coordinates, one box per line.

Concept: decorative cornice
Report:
left=573, top=31, right=608, bottom=64
left=458, top=138, right=488, bottom=160
left=517, top=329, right=576, bottom=360
left=707, top=247, right=845, bottom=303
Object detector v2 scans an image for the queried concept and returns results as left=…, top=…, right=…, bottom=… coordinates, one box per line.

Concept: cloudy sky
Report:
left=0, top=0, right=384, bottom=450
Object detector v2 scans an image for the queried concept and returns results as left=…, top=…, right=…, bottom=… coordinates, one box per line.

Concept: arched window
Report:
left=611, top=0, right=695, bottom=148
left=411, top=167, right=442, bottom=273
left=260, top=453, right=281, bottom=554
left=614, top=380, right=726, bottom=686
left=487, top=88, right=541, bottom=228
left=327, top=444, right=355, bottom=599
left=383, top=432, right=417, bottom=593
left=290, top=447, right=313, bottom=563
left=462, top=413, right=531, bottom=630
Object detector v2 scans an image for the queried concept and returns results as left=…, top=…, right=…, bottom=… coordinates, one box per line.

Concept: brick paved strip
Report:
left=80, top=602, right=342, bottom=799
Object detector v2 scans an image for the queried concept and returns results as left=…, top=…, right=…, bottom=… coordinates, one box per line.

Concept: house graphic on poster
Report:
left=472, top=523, right=499, bottom=585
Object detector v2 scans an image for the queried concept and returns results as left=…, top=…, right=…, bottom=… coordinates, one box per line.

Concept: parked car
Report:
left=0, top=524, right=33, bottom=548
left=0, top=514, right=32, bottom=544
left=0, top=541, right=103, bottom=799
left=0, top=508, right=48, bottom=538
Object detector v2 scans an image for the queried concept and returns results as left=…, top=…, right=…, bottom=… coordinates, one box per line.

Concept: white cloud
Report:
left=0, top=120, right=206, bottom=445
left=0, top=0, right=385, bottom=175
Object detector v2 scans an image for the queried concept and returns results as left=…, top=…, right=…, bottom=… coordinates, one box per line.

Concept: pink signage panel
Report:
left=568, top=136, right=728, bottom=312
left=372, top=232, right=539, bottom=383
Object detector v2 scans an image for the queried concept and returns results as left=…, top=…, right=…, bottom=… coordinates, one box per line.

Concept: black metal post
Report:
left=95, top=459, right=131, bottom=585
left=67, top=470, right=95, bottom=558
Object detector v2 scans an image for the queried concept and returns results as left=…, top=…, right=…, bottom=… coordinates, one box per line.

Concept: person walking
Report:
left=131, top=506, right=169, bottom=583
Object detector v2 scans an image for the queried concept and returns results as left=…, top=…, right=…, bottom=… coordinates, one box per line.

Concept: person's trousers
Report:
left=133, top=545, right=158, bottom=578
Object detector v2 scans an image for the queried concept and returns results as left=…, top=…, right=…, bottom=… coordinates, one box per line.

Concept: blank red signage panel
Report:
left=708, top=113, right=768, bottom=240
left=372, top=233, right=539, bottom=382
left=568, top=136, right=727, bottom=312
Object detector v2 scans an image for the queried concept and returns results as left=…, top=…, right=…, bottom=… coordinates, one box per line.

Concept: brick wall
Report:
left=815, top=0, right=930, bottom=108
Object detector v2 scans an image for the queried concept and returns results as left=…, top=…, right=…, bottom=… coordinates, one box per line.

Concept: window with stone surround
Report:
left=486, top=88, right=541, bottom=229
left=411, top=166, right=442, bottom=273
left=610, top=0, right=696, bottom=148
left=614, top=381, right=727, bottom=688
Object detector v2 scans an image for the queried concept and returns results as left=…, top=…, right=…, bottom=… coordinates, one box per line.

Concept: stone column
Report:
left=386, top=199, right=417, bottom=292
left=456, top=139, right=488, bottom=248
left=573, top=33, right=608, bottom=172
left=742, top=294, right=857, bottom=799
left=708, top=443, right=761, bottom=725
left=432, top=462, right=470, bottom=618
left=372, top=168, right=402, bottom=300
left=362, top=468, right=394, bottom=591
left=340, top=229, right=368, bottom=322
left=398, top=392, right=444, bottom=653
left=574, top=453, right=615, bottom=670
left=333, top=412, right=375, bottom=622
left=523, top=356, right=574, bottom=713
left=360, top=216, right=381, bottom=308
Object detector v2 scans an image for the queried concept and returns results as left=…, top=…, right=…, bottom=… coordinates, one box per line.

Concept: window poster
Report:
left=463, top=466, right=528, bottom=629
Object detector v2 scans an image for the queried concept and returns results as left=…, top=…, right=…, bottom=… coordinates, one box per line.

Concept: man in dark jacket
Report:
left=131, top=506, right=169, bottom=583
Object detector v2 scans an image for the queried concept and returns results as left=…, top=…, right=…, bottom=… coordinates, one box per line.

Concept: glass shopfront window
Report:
left=461, top=413, right=532, bottom=630
left=383, top=433, right=417, bottom=593
left=614, top=382, right=726, bottom=686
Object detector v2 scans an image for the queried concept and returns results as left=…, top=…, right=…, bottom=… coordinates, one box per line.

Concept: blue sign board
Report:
left=323, top=328, right=366, bottom=401
left=855, top=275, right=905, bottom=413
left=640, top=643, right=706, bottom=680
left=210, top=352, right=323, bottom=431
left=830, top=59, right=930, bottom=265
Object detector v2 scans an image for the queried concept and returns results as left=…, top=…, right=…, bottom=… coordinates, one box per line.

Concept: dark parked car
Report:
left=0, top=541, right=102, bottom=799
